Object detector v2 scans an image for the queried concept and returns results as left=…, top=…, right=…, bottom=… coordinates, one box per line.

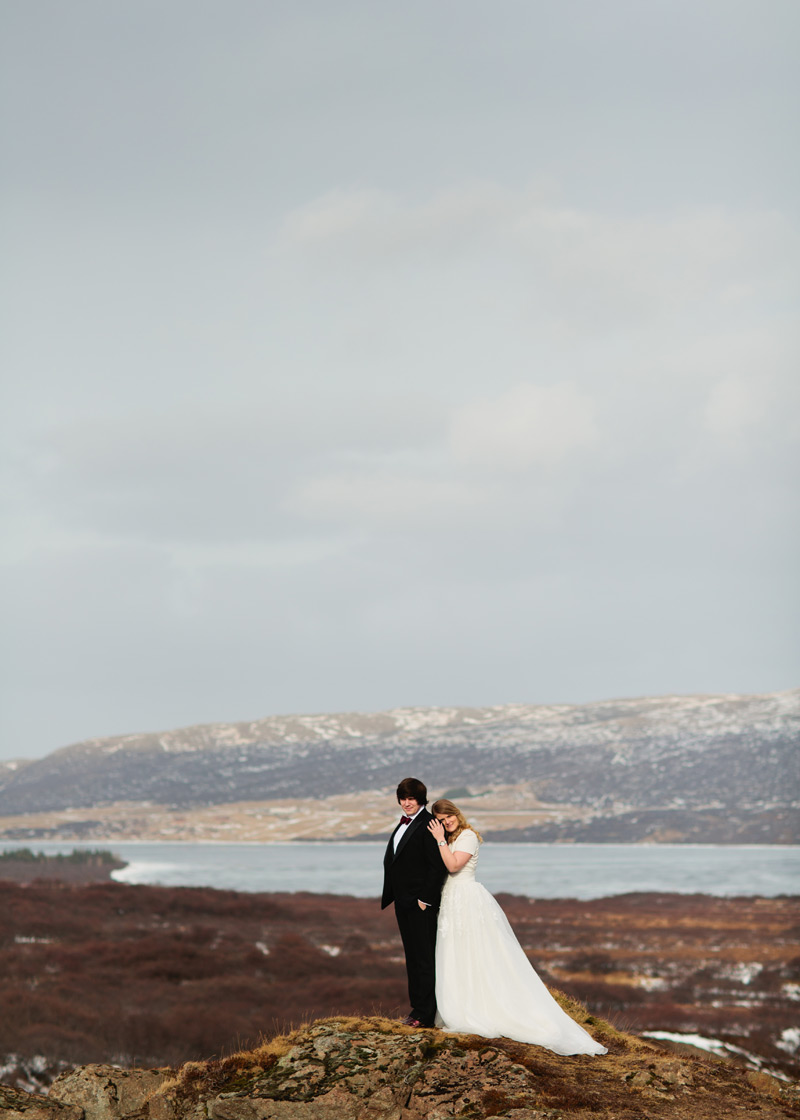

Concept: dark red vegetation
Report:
left=1, top=884, right=406, bottom=1074
left=1, top=883, right=797, bottom=1085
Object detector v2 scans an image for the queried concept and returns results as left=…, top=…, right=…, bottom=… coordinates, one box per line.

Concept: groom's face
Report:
left=399, top=796, right=421, bottom=816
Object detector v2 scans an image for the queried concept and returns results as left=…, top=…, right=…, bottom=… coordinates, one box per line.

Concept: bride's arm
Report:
left=428, top=819, right=472, bottom=872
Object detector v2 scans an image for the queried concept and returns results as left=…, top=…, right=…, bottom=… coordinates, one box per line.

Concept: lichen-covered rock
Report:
left=0, top=1083, right=84, bottom=1120
left=208, top=1086, right=366, bottom=1119
left=207, top=1021, right=538, bottom=1120
left=49, top=1065, right=170, bottom=1120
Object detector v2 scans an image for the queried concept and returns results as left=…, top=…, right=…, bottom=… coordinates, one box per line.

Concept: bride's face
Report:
left=436, top=813, right=459, bottom=833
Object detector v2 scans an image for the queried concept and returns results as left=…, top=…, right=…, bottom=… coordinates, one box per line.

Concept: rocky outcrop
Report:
left=48, top=1066, right=171, bottom=1120
left=0, top=1083, right=83, bottom=1120
left=14, top=1015, right=800, bottom=1120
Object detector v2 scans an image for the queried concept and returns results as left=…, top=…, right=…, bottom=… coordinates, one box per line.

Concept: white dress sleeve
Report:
left=452, top=829, right=479, bottom=855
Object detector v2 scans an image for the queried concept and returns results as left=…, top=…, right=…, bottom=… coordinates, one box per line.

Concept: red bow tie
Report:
left=399, top=815, right=413, bottom=825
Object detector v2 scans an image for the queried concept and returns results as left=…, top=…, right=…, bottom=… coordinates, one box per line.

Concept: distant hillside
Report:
left=0, top=690, right=797, bottom=843
left=0, top=758, right=31, bottom=783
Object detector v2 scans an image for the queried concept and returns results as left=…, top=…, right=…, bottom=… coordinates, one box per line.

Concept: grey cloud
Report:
left=15, top=395, right=445, bottom=544
left=282, top=187, right=796, bottom=336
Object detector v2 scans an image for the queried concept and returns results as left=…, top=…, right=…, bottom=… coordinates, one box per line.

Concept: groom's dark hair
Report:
left=396, top=777, right=427, bottom=805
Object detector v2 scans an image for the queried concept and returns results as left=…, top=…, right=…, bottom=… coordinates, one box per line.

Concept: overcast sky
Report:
left=2, top=1, right=798, bottom=762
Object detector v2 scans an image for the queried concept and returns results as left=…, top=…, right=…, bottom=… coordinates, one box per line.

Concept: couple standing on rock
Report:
left=381, top=776, right=607, bottom=1055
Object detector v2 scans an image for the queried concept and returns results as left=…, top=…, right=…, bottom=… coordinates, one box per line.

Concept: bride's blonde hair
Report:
left=431, top=799, right=483, bottom=845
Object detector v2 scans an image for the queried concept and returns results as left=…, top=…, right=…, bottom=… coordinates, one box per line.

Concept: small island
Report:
left=0, top=847, right=127, bottom=883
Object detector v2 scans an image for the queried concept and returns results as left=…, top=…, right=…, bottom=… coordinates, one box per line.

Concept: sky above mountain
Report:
left=2, top=1, right=798, bottom=760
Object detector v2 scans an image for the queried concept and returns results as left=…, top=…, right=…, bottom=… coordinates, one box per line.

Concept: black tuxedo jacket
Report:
left=381, top=808, right=447, bottom=911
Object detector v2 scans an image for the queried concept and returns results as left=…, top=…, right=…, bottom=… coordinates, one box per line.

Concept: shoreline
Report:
left=0, top=848, right=126, bottom=884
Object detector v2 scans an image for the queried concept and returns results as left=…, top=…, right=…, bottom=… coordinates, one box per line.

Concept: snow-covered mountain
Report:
left=1, top=690, right=797, bottom=843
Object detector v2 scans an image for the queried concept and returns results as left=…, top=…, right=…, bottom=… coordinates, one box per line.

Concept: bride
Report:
left=427, top=799, right=607, bottom=1056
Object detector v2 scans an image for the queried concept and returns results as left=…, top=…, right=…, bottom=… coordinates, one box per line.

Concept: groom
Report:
left=381, top=776, right=447, bottom=1028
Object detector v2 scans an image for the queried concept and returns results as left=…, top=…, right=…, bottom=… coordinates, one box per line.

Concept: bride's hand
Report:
left=428, top=818, right=445, bottom=843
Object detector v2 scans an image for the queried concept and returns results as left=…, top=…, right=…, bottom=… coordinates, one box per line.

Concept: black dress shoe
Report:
left=401, top=1014, right=434, bottom=1028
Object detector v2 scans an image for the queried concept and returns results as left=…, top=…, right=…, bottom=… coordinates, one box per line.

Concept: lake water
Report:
left=2, top=841, right=797, bottom=899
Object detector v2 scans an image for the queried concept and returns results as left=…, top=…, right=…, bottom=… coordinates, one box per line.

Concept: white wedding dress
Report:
left=434, top=830, right=607, bottom=1055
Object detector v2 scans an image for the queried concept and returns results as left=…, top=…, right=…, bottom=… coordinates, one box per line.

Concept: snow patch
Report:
left=642, top=1030, right=788, bottom=1077
left=643, top=1031, right=747, bottom=1060
left=776, top=1027, right=800, bottom=1054
left=637, top=976, right=667, bottom=992
left=724, top=962, right=763, bottom=985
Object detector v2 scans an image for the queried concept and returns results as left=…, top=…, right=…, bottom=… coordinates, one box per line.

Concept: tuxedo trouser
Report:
left=394, top=900, right=438, bottom=1024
